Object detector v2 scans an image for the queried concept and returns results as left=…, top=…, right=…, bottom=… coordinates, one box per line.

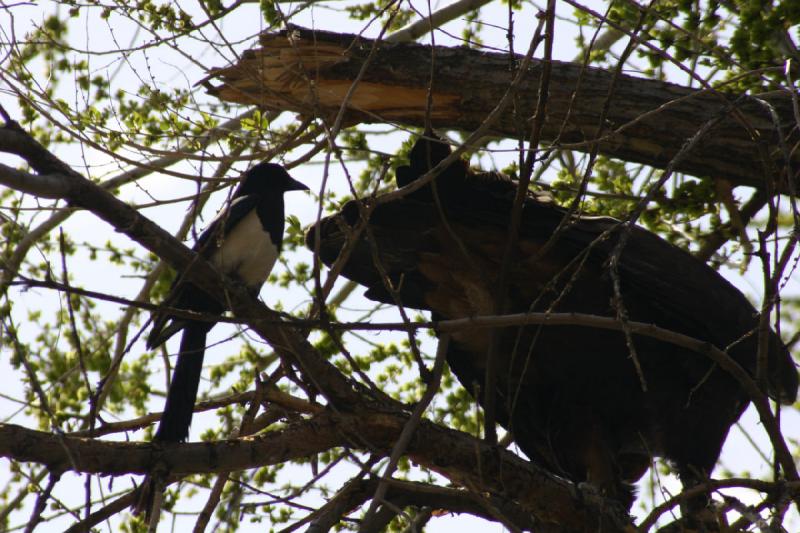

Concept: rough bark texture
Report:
left=206, top=27, right=799, bottom=193
left=0, top=413, right=632, bottom=532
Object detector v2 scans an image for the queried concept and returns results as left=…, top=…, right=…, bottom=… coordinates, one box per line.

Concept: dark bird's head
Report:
left=235, top=162, right=309, bottom=198
left=396, top=134, right=469, bottom=193
left=409, top=134, right=453, bottom=176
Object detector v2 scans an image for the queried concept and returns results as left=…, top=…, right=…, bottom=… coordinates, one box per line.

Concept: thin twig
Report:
left=385, top=0, right=493, bottom=43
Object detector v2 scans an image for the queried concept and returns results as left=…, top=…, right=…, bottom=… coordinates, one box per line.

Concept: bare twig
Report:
left=385, top=0, right=493, bottom=43
left=23, top=473, right=60, bottom=533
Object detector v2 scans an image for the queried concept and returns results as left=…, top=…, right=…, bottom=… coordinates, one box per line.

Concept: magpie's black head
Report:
left=236, top=162, right=309, bottom=197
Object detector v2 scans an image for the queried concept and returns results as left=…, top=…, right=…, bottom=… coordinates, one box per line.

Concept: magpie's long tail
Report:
left=154, top=322, right=208, bottom=442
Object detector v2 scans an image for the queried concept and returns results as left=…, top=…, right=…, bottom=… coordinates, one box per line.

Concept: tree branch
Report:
left=208, top=27, right=799, bottom=192
left=0, top=162, right=71, bottom=198
left=385, top=0, right=494, bottom=43
left=0, top=409, right=631, bottom=531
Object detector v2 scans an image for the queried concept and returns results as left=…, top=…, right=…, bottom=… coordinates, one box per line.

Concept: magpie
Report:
left=148, top=162, right=309, bottom=443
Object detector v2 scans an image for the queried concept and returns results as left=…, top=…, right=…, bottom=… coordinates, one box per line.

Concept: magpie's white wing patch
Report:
left=210, top=209, right=279, bottom=288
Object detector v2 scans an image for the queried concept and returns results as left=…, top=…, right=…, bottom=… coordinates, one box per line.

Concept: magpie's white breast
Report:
left=211, top=209, right=279, bottom=288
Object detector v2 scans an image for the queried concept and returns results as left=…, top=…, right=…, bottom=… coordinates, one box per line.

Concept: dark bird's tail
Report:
left=154, top=322, right=209, bottom=442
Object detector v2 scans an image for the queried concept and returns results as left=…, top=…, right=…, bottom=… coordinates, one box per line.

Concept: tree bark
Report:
left=0, top=412, right=631, bottom=532
left=207, top=26, right=799, bottom=193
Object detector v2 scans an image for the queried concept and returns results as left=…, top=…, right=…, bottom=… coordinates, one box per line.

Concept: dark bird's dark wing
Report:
left=536, top=213, right=798, bottom=402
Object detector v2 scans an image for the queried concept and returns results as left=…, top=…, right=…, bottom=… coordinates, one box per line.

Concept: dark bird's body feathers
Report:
left=307, top=135, right=798, bottom=514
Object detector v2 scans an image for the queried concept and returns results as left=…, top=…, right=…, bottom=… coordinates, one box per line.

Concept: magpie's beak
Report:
left=287, top=176, right=310, bottom=192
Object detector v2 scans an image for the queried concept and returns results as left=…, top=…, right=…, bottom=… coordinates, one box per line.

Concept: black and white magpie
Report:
left=148, top=162, right=308, bottom=443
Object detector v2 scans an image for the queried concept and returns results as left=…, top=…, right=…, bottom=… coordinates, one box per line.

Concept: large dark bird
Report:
left=307, top=135, right=797, bottom=516
left=148, top=162, right=308, bottom=443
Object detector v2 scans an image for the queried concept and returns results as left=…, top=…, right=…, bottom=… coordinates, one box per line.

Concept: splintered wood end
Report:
left=207, top=29, right=460, bottom=121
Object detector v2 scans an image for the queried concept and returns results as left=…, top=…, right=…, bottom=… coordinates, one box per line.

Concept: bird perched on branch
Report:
left=307, top=134, right=797, bottom=521
left=148, top=162, right=308, bottom=443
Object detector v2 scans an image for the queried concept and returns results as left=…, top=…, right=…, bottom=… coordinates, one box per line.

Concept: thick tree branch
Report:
left=0, top=162, right=71, bottom=198
left=0, top=410, right=631, bottom=532
left=310, top=477, right=539, bottom=532
left=207, top=27, right=799, bottom=192
left=0, top=416, right=340, bottom=476
left=302, top=476, right=539, bottom=532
